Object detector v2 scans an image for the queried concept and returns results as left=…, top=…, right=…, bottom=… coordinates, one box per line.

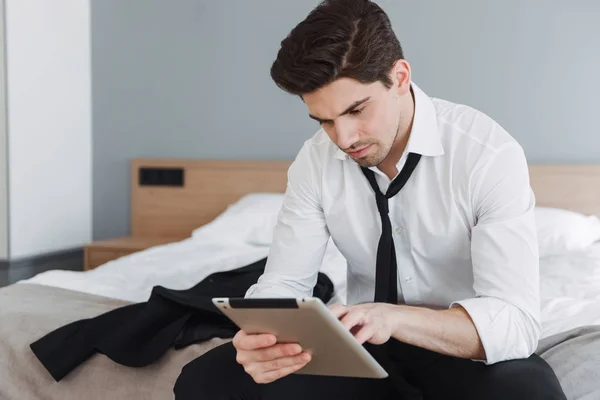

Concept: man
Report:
left=175, top=0, right=566, bottom=398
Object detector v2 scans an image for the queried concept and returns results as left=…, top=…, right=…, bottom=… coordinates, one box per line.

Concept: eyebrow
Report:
left=308, top=96, right=371, bottom=123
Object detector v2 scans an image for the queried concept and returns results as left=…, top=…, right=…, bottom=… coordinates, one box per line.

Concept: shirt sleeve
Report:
left=245, top=142, right=331, bottom=299
left=450, top=142, right=541, bottom=364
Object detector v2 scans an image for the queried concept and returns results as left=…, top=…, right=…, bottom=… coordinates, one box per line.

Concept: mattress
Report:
left=7, top=227, right=600, bottom=400
left=20, top=236, right=600, bottom=341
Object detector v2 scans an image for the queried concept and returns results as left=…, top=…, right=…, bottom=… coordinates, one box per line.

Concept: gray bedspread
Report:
left=536, top=325, right=600, bottom=400
left=0, top=282, right=598, bottom=399
left=0, top=283, right=229, bottom=400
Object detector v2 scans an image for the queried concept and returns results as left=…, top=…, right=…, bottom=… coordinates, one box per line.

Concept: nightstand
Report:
left=83, top=236, right=185, bottom=271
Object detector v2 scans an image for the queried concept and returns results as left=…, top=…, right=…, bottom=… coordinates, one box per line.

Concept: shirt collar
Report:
left=334, top=81, right=444, bottom=162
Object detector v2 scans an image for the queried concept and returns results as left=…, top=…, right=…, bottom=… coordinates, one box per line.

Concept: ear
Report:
left=390, top=59, right=411, bottom=97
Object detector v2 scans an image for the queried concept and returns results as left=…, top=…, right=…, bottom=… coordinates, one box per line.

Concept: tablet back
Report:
left=213, top=297, right=388, bottom=379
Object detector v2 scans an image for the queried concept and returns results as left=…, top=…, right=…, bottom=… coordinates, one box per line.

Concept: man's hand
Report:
left=232, top=330, right=312, bottom=384
left=331, top=302, right=487, bottom=361
left=329, top=303, right=397, bottom=345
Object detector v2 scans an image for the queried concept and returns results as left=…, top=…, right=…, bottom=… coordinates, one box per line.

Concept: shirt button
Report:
left=395, top=227, right=403, bottom=234
left=404, top=276, right=412, bottom=283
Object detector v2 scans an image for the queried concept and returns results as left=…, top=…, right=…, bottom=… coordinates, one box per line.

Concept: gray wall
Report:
left=92, top=0, right=600, bottom=240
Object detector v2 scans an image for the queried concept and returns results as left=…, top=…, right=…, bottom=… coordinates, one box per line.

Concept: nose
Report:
left=335, top=119, right=359, bottom=150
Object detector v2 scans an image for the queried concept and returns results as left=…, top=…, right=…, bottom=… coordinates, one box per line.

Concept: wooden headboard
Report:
left=131, top=159, right=291, bottom=238
left=130, top=159, right=600, bottom=238
left=528, top=164, right=600, bottom=218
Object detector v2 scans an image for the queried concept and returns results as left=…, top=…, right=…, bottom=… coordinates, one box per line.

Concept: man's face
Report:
left=303, top=77, right=403, bottom=168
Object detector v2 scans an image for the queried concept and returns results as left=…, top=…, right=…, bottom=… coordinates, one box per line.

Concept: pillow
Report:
left=191, top=193, right=284, bottom=246
left=535, top=206, right=600, bottom=257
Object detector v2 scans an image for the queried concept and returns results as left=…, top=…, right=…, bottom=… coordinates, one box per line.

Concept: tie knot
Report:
left=376, top=194, right=389, bottom=215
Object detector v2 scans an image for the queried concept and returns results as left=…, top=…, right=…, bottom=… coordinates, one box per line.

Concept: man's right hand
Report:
left=232, top=330, right=312, bottom=384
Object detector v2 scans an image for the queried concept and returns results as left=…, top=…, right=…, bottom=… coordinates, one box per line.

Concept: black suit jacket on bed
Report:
left=29, top=258, right=334, bottom=382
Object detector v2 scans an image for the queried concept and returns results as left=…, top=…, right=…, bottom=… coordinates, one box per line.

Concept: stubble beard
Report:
left=353, top=127, right=400, bottom=168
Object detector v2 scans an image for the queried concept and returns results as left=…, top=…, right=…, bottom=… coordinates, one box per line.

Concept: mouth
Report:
left=347, top=144, right=372, bottom=158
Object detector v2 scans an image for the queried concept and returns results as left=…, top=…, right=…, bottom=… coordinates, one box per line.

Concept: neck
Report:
left=378, top=89, right=416, bottom=179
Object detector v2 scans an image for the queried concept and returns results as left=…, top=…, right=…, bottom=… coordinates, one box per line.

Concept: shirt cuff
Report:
left=450, top=296, right=540, bottom=364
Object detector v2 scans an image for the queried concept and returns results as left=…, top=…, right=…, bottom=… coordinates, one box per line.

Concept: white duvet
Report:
left=539, top=243, right=600, bottom=338
left=19, top=234, right=349, bottom=307
left=20, top=239, right=600, bottom=340
left=19, top=203, right=600, bottom=340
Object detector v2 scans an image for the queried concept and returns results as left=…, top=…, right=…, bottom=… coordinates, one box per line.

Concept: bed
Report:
left=1, top=159, right=599, bottom=400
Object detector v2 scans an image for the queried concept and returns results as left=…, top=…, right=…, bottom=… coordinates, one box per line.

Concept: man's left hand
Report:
left=329, top=303, right=397, bottom=345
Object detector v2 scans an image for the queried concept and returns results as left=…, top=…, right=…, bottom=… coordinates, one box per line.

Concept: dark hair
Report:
left=270, top=0, right=404, bottom=96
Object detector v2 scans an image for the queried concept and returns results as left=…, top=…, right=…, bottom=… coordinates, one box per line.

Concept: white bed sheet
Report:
left=19, top=231, right=600, bottom=339
left=19, top=235, right=348, bottom=306
left=539, top=242, right=600, bottom=338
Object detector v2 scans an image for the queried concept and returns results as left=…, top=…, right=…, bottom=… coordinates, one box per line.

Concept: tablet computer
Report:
left=212, top=297, right=388, bottom=379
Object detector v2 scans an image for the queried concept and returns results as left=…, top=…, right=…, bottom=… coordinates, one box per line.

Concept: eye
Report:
left=349, top=107, right=364, bottom=116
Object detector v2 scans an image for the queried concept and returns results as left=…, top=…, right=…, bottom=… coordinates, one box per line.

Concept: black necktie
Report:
left=360, top=151, right=422, bottom=304
left=360, top=153, right=423, bottom=400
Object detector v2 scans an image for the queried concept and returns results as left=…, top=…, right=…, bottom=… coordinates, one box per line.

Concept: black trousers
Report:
left=173, top=339, right=567, bottom=400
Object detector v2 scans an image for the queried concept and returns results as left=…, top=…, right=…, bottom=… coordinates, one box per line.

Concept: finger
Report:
left=254, top=343, right=303, bottom=362
left=353, top=323, right=377, bottom=345
left=255, top=357, right=311, bottom=384
left=234, top=331, right=277, bottom=351
left=340, top=310, right=365, bottom=331
left=328, top=304, right=348, bottom=319
left=260, top=351, right=312, bottom=373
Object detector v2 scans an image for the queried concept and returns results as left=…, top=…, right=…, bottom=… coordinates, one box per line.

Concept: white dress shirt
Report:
left=245, top=82, right=541, bottom=365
